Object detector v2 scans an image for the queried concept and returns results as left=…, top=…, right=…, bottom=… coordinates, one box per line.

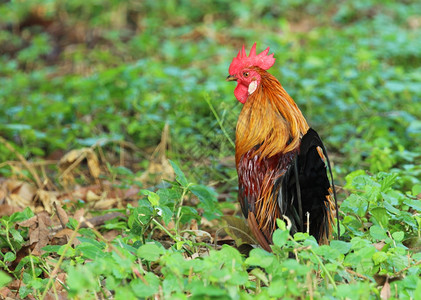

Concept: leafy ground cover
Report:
left=1, top=0, right=421, bottom=299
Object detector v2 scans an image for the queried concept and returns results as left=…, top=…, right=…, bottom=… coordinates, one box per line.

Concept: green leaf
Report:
left=9, top=228, right=24, bottom=244
left=42, top=245, right=62, bottom=253
left=141, top=190, right=160, bottom=207
left=76, top=243, right=106, bottom=260
left=169, top=160, right=188, bottom=187
left=189, top=184, right=216, bottom=207
left=268, top=279, right=287, bottom=297
left=314, top=245, right=341, bottom=260
left=415, top=279, right=421, bottom=299
left=392, top=231, right=404, bottom=242
left=9, top=207, right=34, bottom=223
left=372, top=251, right=387, bottom=264
left=412, top=184, right=421, bottom=196
left=370, top=225, right=388, bottom=240
left=4, top=252, right=16, bottom=262
left=158, top=206, right=173, bottom=225
left=245, top=248, right=274, bottom=268
left=137, top=244, right=164, bottom=261
left=371, top=207, right=389, bottom=228
left=404, top=199, right=421, bottom=212
left=0, top=271, right=11, bottom=288
left=131, top=272, right=160, bottom=297
left=330, top=240, right=352, bottom=254
left=272, top=229, right=289, bottom=247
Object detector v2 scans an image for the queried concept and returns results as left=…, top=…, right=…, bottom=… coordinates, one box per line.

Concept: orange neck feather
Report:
left=235, top=69, right=309, bottom=165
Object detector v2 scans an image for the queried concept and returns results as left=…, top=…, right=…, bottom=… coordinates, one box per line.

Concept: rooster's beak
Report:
left=226, top=75, right=237, bottom=82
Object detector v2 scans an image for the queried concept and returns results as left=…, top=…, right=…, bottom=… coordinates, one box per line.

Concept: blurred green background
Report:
left=1, top=0, right=421, bottom=189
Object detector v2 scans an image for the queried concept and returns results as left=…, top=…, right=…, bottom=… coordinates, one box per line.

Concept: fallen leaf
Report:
left=0, top=287, right=11, bottom=298
left=51, top=228, right=77, bottom=246
left=373, top=241, right=386, bottom=251
left=17, top=216, right=38, bottom=228
left=30, top=212, right=52, bottom=256
left=380, top=278, right=391, bottom=300
left=37, top=190, right=58, bottom=214
left=0, top=204, right=22, bottom=217
left=5, top=180, right=36, bottom=209
left=221, top=215, right=258, bottom=246
left=92, top=197, right=118, bottom=209
left=74, top=208, right=85, bottom=223
left=86, top=190, right=101, bottom=202
left=86, top=149, right=100, bottom=179
left=54, top=203, right=69, bottom=228
left=59, top=148, right=101, bottom=185
left=183, top=230, right=212, bottom=243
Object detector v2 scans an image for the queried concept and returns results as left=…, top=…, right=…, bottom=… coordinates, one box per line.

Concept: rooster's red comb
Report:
left=228, top=43, right=275, bottom=75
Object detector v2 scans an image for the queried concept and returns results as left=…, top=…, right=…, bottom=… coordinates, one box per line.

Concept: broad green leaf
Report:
left=4, top=252, right=15, bottom=262
left=169, top=160, right=188, bottom=187
left=272, top=229, right=289, bottom=247
left=245, top=248, right=274, bottom=268
left=412, top=184, right=421, bottom=196
left=141, top=190, right=160, bottom=207
left=0, top=271, right=11, bottom=288
left=9, top=228, right=24, bottom=244
left=372, top=251, right=387, bottom=264
left=76, top=243, right=106, bottom=260
left=392, top=231, right=404, bottom=242
left=370, top=225, right=388, bottom=240
left=42, top=245, right=62, bottom=253
left=330, top=240, right=352, bottom=254
left=131, top=272, right=160, bottom=297
left=404, top=199, right=421, bottom=212
left=371, top=207, right=389, bottom=228
left=137, top=244, right=164, bottom=261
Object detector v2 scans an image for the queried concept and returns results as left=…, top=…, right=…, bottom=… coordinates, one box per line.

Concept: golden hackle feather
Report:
left=235, top=68, right=309, bottom=166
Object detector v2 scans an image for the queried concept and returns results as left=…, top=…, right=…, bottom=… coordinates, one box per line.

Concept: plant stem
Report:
left=205, top=95, right=235, bottom=149
left=309, top=248, right=337, bottom=291
left=41, top=218, right=82, bottom=300
left=152, top=218, right=178, bottom=242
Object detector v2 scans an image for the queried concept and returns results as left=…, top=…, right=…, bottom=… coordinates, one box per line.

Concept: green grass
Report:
left=1, top=0, right=421, bottom=299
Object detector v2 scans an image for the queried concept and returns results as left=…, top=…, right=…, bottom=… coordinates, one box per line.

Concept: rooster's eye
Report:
left=243, top=72, right=249, bottom=77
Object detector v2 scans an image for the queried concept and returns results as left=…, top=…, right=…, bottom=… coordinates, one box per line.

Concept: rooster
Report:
left=226, top=43, right=338, bottom=251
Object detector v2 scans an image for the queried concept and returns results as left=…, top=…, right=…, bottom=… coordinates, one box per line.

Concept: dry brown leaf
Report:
left=53, top=228, right=74, bottom=239
left=74, top=208, right=85, bottom=223
left=189, top=219, right=198, bottom=231
left=221, top=215, right=258, bottom=246
left=29, top=212, right=52, bottom=256
left=380, top=278, right=391, bottom=300
left=0, top=287, right=11, bottom=299
left=5, top=180, right=37, bottom=209
left=59, top=148, right=101, bottom=184
left=92, top=197, right=118, bottom=209
left=18, top=215, right=38, bottom=228
left=86, top=150, right=100, bottom=179
left=103, top=229, right=120, bottom=242
left=54, top=203, right=69, bottom=228
left=86, top=190, right=101, bottom=202
left=183, top=230, right=212, bottom=243
left=37, top=190, right=58, bottom=214
left=52, top=228, right=79, bottom=246
left=373, top=241, right=386, bottom=251
left=54, top=273, right=67, bottom=291
left=43, top=290, right=68, bottom=300
left=0, top=204, right=22, bottom=217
